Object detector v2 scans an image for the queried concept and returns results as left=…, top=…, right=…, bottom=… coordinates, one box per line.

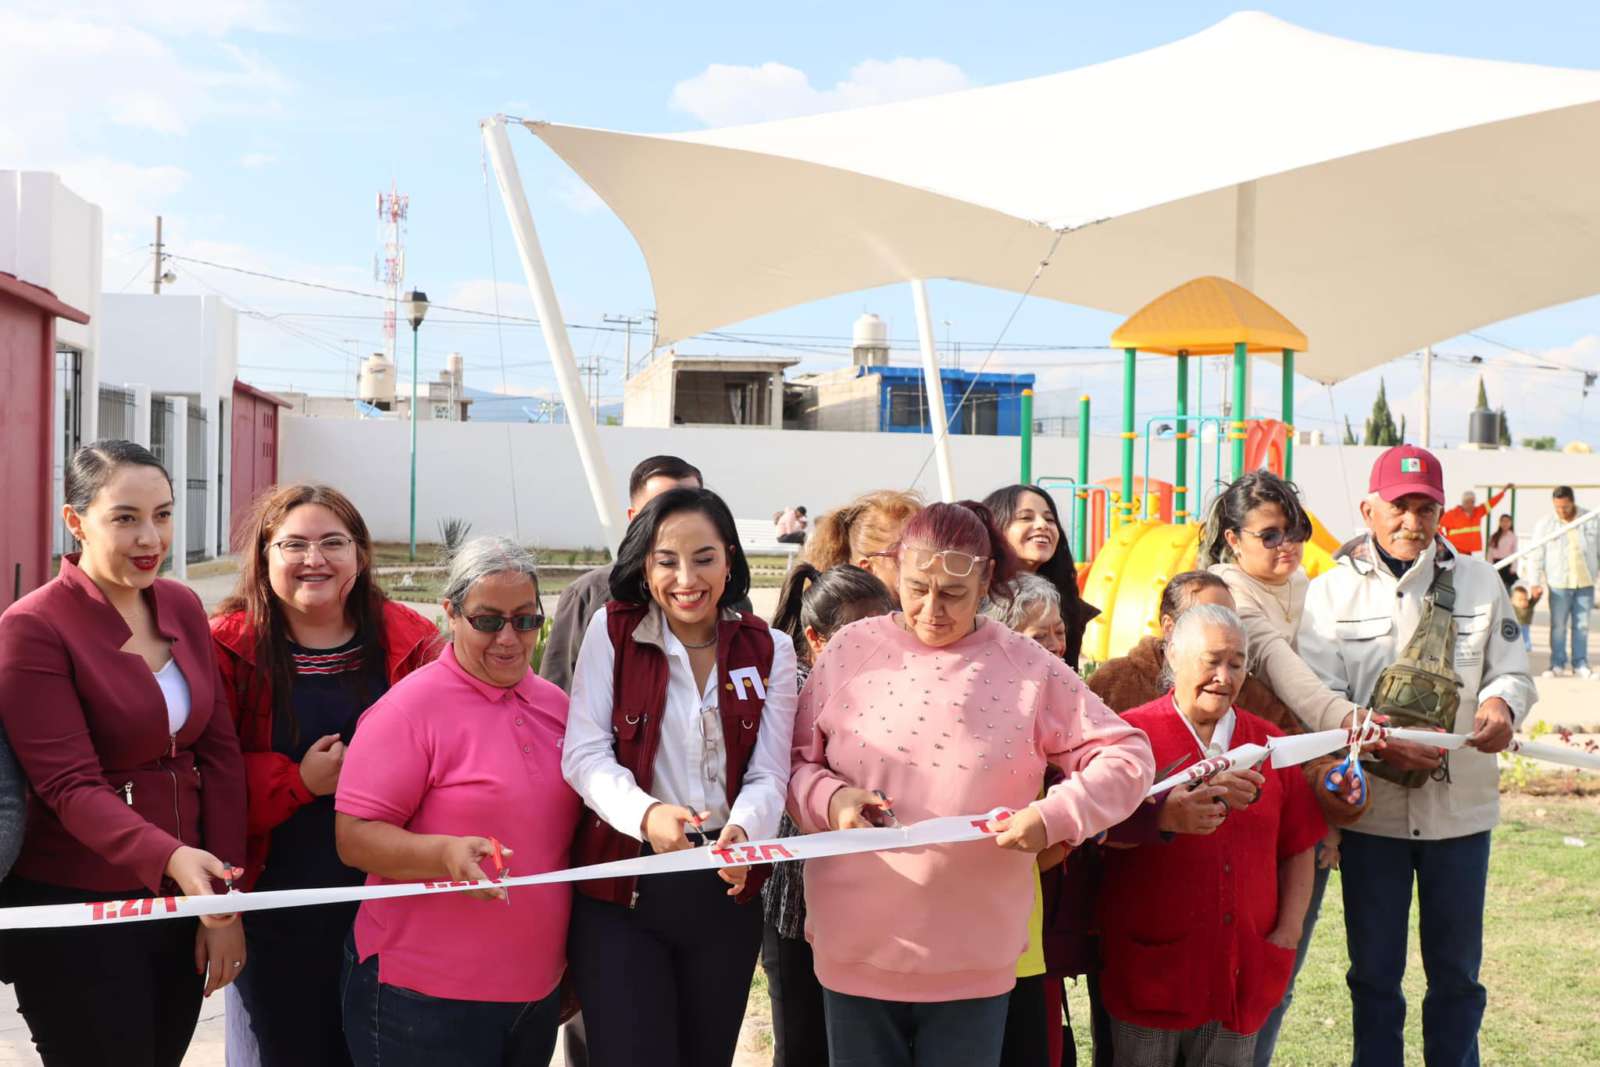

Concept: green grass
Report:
left=732, top=796, right=1600, bottom=1066
left=1061, top=793, right=1600, bottom=1066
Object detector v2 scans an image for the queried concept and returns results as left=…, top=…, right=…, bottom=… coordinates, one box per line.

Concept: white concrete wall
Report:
left=623, top=358, right=674, bottom=428
left=99, top=293, right=238, bottom=555
left=1, top=172, right=105, bottom=556
left=277, top=416, right=1600, bottom=550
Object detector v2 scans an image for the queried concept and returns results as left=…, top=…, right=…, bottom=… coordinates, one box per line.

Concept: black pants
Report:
left=1000, top=974, right=1050, bottom=1067
left=761, top=922, right=829, bottom=1067
left=568, top=866, right=763, bottom=1067
left=0, top=878, right=203, bottom=1067
left=235, top=900, right=358, bottom=1067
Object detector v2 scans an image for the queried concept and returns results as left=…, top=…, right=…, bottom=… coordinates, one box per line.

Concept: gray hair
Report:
left=1160, top=603, right=1249, bottom=689
left=982, top=572, right=1061, bottom=630
left=442, top=535, right=540, bottom=613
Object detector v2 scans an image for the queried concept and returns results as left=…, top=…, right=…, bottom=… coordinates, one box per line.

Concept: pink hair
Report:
left=898, top=500, right=1020, bottom=591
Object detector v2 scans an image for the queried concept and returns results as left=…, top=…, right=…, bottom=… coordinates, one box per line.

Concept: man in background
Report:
left=1526, top=485, right=1600, bottom=679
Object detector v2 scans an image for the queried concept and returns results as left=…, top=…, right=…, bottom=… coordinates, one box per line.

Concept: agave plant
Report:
left=437, top=517, right=472, bottom=560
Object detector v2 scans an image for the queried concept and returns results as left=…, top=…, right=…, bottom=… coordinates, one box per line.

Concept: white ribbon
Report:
left=0, top=809, right=1015, bottom=932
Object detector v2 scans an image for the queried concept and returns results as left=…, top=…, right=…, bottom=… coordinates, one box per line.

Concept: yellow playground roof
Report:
left=1110, top=276, right=1309, bottom=356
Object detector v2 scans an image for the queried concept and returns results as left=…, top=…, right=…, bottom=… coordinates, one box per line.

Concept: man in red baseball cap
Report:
left=1298, top=442, right=1534, bottom=1066
left=1362, top=445, right=1447, bottom=573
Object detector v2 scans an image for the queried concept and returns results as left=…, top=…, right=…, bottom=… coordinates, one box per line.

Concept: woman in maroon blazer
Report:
left=0, top=440, right=247, bottom=1067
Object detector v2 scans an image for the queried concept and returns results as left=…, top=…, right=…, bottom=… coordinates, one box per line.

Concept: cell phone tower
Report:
left=374, top=181, right=409, bottom=363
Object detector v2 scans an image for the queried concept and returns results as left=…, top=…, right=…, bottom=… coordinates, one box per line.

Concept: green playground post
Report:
left=1020, top=388, right=1034, bottom=484
left=1231, top=341, right=1248, bottom=479
left=1076, top=394, right=1090, bottom=560
left=1122, top=348, right=1136, bottom=522
left=1282, top=349, right=1296, bottom=482
left=1175, top=352, right=1190, bottom=522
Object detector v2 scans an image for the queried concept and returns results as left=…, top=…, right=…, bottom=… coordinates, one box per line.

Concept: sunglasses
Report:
left=465, top=611, right=546, bottom=634
left=900, top=547, right=990, bottom=578
left=1238, top=526, right=1309, bottom=550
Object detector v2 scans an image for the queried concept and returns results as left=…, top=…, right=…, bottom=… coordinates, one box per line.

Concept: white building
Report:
left=99, top=293, right=239, bottom=559
left=623, top=352, right=798, bottom=428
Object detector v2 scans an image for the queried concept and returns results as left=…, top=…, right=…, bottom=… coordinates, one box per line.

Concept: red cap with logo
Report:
left=1369, top=445, right=1444, bottom=505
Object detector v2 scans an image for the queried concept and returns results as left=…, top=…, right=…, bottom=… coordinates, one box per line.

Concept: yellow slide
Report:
left=1079, top=511, right=1344, bottom=666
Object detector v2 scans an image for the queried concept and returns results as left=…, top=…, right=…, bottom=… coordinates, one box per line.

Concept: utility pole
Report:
left=1420, top=345, right=1433, bottom=448
left=574, top=356, right=602, bottom=424
left=604, top=314, right=643, bottom=379
left=152, top=216, right=165, bottom=294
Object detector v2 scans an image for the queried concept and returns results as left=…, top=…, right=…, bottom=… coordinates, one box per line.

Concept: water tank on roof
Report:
left=358, top=352, right=395, bottom=405
left=1467, top=408, right=1501, bottom=448
left=852, top=312, right=889, bottom=367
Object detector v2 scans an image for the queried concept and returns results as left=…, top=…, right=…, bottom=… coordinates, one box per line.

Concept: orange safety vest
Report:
left=1441, top=489, right=1508, bottom=554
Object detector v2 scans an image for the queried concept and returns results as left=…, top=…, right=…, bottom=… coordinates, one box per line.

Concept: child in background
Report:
left=1512, top=584, right=1536, bottom=652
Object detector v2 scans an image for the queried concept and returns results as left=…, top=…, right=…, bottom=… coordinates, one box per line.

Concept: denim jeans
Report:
left=340, top=935, right=560, bottom=1066
left=1340, top=830, right=1491, bottom=1067
left=822, top=987, right=1011, bottom=1067
left=1251, top=851, right=1332, bottom=1066
left=1547, top=585, right=1593, bottom=670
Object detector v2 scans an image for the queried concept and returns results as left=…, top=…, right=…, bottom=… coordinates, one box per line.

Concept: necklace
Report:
left=679, top=632, right=718, bottom=650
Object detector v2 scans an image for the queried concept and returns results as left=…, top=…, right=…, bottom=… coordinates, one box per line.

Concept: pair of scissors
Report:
left=1325, top=709, right=1374, bottom=805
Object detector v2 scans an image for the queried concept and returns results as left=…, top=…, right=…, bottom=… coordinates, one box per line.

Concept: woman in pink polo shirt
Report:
left=334, top=536, right=578, bottom=1066
left=789, top=501, right=1155, bottom=1067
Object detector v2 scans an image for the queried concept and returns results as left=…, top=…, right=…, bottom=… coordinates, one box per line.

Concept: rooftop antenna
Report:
left=376, top=181, right=410, bottom=365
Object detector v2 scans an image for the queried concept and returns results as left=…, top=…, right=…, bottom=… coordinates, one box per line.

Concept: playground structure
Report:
left=1022, top=277, right=1344, bottom=665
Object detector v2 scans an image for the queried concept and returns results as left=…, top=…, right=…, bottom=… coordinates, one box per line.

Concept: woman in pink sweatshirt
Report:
left=789, top=501, right=1155, bottom=1067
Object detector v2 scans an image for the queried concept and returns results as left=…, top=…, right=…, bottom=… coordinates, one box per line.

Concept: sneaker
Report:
left=1578, top=666, right=1594, bottom=679
left=1542, top=668, right=1562, bottom=678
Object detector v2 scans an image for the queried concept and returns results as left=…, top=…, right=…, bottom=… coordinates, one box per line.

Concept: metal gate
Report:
left=150, top=395, right=174, bottom=469
left=52, top=347, right=83, bottom=557
left=98, top=384, right=137, bottom=441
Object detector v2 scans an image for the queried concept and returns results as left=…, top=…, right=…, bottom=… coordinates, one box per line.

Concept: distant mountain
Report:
left=462, top=385, right=623, bottom=424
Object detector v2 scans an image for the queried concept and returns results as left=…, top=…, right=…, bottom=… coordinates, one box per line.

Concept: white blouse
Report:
left=154, top=657, right=191, bottom=736
left=562, top=604, right=798, bottom=842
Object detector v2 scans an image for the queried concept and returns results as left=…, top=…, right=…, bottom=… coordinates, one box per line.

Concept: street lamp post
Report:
left=404, top=289, right=429, bottom=560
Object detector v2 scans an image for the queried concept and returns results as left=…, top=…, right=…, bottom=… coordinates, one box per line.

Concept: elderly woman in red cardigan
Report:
left=1098, top=604, right=1324, bottom=1067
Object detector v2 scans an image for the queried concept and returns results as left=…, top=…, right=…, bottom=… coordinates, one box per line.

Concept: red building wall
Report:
left=0, top=274, right=87, bottom=606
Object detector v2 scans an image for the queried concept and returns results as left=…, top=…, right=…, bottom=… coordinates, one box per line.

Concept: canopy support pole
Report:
left=910, top=279, right=957, bottom=502
left=1421, top=345, right=1433, bottom=448
left=482, top=116, right=623, bottom=555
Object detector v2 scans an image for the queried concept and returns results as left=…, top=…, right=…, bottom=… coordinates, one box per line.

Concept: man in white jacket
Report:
left=1298, top=445, right=1535, bottom=1067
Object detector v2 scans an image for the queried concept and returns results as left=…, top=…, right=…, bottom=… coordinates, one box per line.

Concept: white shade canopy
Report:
left=523, top=11, right=1600, bottom=384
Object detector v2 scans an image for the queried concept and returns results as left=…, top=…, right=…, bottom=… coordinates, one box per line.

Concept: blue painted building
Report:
left=850, top=365, right=1035, bottom=436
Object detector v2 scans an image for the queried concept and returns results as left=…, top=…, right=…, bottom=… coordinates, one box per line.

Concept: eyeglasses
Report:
left=270, top=535, right=356, bottom=562
left=698, top=707, right=724, bottom=787
left=900, top=547, right=990, bottom=578
left=1238, top=527, right=1308, bottom=551
left=464, top=611, right=546, bottom=634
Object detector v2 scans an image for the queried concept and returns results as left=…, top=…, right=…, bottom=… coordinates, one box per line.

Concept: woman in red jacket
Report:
left=0, top=440, right=246, bottom=1067
left=212, top=484, right=438, bottom=1067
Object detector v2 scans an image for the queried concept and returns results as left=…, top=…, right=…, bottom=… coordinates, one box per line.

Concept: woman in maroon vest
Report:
left=0, top=440, right=246, bottom=1066
left=562, top=487, right=798, bottom=1067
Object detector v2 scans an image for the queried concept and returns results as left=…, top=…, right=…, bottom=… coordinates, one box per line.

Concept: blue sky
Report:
left=9, top=0, right=1600, bottom=444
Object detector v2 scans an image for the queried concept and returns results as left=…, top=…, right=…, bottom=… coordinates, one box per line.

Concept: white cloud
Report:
left=239, top=152, right=277, bottom=168
left=8, top=0, right=293, bottom=37
left=0, top=12, right=288, bottom=157
left=670, top=57, right=971, bottom=127
left=440, top=279, right=539, bottom=320
left=557, top=178, right=606, bottom=216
